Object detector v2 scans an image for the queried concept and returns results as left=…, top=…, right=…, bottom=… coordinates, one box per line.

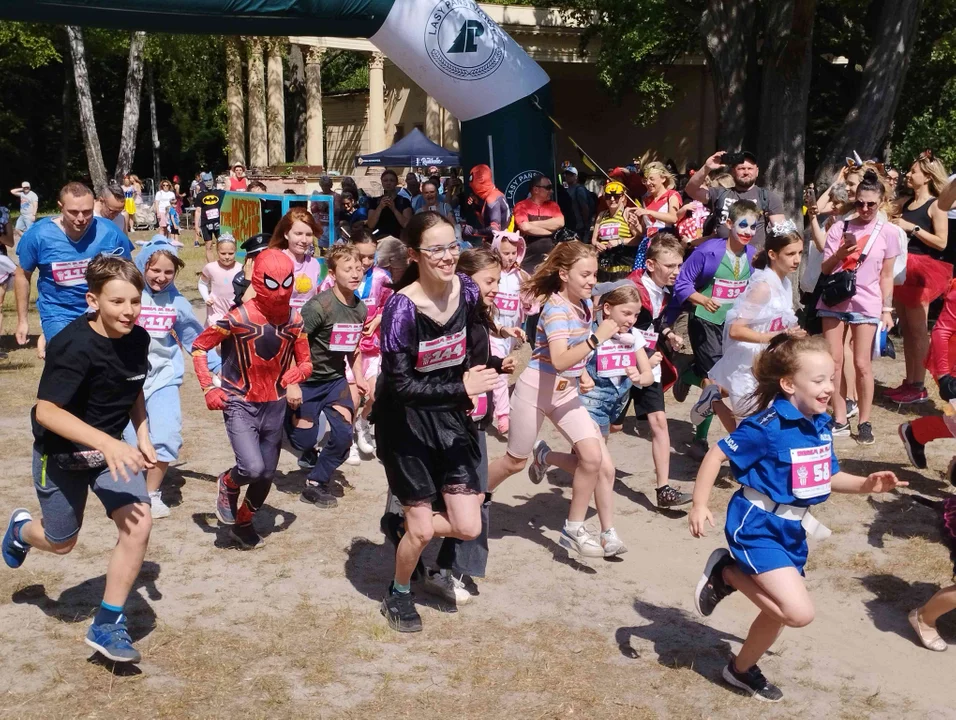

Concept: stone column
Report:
left=425, top=95, right=442, bottom=144
left=247, top=37, right=268, bottom=168
left=225, top=37, right=246, bottom=167
left=368, top=52, right=387, bottom=153
left=266, top=39, right=286, bottom=166
left=304, top=46, right=325, bottom=168
left=442, top=109, right=460, bottom=152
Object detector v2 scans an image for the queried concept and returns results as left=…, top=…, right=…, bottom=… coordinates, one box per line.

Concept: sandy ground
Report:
left=1, top=242, right=955, bottom=719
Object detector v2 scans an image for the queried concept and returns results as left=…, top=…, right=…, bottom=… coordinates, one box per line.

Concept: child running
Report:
left=286, top=244, right=368, bottom=509
left=198, top=234, right=241, bottom=326
left=693, top=221, right=806, bottom=432
left=192, top=249, right=312, bottom=550
left=689, top=335, right=906, bottom=702
left=487, top=241, right=620, bottom=559
left=907, top=497, right=956, bottom=652
left=2, top=255, right=154, bottom=663
left=122, top=238, right=206, bottom=519
left=375, top=211, right=499, bottom=632
left=270, top=207, right=324, bottom=310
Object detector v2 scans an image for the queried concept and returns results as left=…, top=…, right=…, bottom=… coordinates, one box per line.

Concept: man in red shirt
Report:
left=513, top=174, right=565, bottom=273
left=228, top=163, right=248, bottom=192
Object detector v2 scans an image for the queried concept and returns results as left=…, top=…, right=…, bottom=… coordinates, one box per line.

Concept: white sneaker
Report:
left=601, top=528, right=628, bottom=557
left=355, top=418, right=375, bottom=455
left=346, top=443, right=361, bottom=466
left=690, top=384, right=722, bottom=427
left=559, top=523, right=604, bottom=558
left=528, top=440, right=551, bottom=485
left=422, top=568, right=471, bottom=606
left=149, top=490, right=170, bottom=519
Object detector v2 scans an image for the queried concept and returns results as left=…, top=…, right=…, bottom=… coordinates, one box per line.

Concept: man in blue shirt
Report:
left=15, top=182, right=133, bottom=345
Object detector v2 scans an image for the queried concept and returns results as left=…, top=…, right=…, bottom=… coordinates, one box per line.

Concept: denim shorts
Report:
left=580, top=379, right=630, bottom=436
left=122, top=384, right=182, bottom=463
left=815, top=309, right=879, bottom=325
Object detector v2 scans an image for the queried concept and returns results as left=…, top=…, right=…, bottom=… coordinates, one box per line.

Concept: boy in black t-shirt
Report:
left=287, top=245, right=368, bottom=509
left=2, top=255, right=155, bottom=664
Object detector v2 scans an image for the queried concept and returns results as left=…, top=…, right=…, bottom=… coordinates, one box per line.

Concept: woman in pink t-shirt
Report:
left=817, top=170, right=899, bottom=444
left=198, top=235, right=242, bottom=326
left=268, top=207, right=324, bottom=310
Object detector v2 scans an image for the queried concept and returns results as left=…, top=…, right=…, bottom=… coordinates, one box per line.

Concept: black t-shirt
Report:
left=196, top=189, right=225, bottom=231
left=32, top=315, right=149, bottom=455
left=368, top=194, right=412, bottom=239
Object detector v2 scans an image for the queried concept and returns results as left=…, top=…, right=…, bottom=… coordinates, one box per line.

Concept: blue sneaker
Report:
left=216, top=471, right=239, bottom=525
left=85, top=616, right=142, bottom=663
left=2, top=508, right=32, bottom=569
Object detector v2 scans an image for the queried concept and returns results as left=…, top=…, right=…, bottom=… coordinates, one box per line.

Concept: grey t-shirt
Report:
left=301, top=288, right=368, bottom=384
left=708, top=185, right=784, bottom=250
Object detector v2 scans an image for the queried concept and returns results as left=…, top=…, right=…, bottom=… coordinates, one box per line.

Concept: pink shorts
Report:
left=346, top=353, right=382, bottom=384
left=506, top=368, right=601, bottom=459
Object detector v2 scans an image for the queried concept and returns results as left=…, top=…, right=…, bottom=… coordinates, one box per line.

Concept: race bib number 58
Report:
left=790, top=444, right=831, bottom=499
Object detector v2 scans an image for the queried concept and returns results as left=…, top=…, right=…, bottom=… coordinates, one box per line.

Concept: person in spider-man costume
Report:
left=192, top=249, right=311, bottom=549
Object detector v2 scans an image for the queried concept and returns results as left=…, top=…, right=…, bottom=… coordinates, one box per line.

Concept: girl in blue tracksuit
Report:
left=688, top=334, right=906, bottom=703
left=123, top=238, right=207, bottom=518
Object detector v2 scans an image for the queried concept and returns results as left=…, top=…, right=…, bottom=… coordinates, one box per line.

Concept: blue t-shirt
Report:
left=17, top=216, right=133, bottom=335
left=718, top=396, right=838, bottom=507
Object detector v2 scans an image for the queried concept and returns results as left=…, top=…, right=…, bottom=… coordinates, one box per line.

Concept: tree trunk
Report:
left=147, top=63, right=161, bottom=181
left=815, top=0, right=924, bottom=185
left=756, top=0, right=817, bottom=221
left=60, top=60, right=73, bottom=187
left=287, top=43, right=307, bottom=164
left=114, top=31, right=147, bottom=183
left=66, top=25, right=108, bottom=193
left=700, top=0, right=758, bottom=150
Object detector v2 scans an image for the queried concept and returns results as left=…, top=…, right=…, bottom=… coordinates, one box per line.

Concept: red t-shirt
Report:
left=513, top=199, right=563, bottom=227
left=229, top=176, right=248, bottom=192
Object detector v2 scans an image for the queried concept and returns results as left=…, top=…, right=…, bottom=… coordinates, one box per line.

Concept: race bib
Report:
left=136, top=305, right=177, bottom=339
left=639, top=328, right=659, bottom=352
left=416, top=329, right=466, bottom=372
left=598, top=224, right=620, bottom=242
left=290, top=293, right=311, bottom=309
left=329, top=322, right=363, bottom=352
left=596, top=342, right=636, bottom=378
left=494, top=292, right=520, bottom=314
left=790, top=444, right=831, bottom=499
left=712, top=278, right=748, bottom=303
left=51, top=259, right=90, bottom=287
left=206, top=208, right=220, bottom=220
left=768, top=317, right=785, bottom=333
left=470, top=393, right=488, bottom=420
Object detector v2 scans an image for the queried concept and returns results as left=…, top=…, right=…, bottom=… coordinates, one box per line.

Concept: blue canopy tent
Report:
left=355, top=128, right=460, bottom=169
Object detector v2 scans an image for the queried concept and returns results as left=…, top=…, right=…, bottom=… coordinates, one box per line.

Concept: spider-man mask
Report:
left=251, top=248, right=294, bottom=322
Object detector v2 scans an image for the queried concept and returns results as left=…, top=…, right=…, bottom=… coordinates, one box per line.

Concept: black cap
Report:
left=728, top=150, right=758, bottom=166
left=241, top=232, right=270, bottom=257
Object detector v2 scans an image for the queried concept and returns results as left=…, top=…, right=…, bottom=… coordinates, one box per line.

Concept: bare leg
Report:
left=919, top=584, right=956, bottom=626
left=487, top=453, right=525, bottom=492
left=545, top=449, right=577, bottom=475
left=843, top=327, right=857, bottom=402
left=647, top=411, right=671, bottom=488
left=145, top=461, right=168, bottom=493
left=899, top=302, right=929, bottom=386
left=102, top=503, right=152, bottom=607
left=592, top=440, right=616, bottom=532
left=568, top=437, right=604, bottom=523
left=850, top=322, right=877, bottom=423
left=822, top=318, right=847, bottom=423
left=713, top=398, right=737, bottom=433
left=395, top=494, right=481, bottom=586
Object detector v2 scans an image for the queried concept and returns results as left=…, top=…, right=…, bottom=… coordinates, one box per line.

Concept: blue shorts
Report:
left=815, top=309, right=879, bottom=325
left=580, top=378, right=630, bottom=436
left=122, top=384, right=182, bottom=463
left=42, top=313, right=85, bottom=343
left=724, top=489, right=809, bottom=575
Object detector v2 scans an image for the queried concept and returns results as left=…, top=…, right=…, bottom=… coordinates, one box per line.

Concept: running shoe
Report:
left=656, top=485, right=693, bottom=508
left=297, top=448, right=318, bottom=470
left=230, top=522, right=263, bottom=550
left=721, top=659, right=783, bottom=702
left=899, top=422, right=927, bottom=469
left=600, top=528, right=628, bottom=557
left=528, top=440, right=551, bottom=485
left=355, top=418, right=375, bottom=455
left=0, top=350, right=8, bottom=361
left=2, top=508, right=31, bottom=569
left=422, top=568, right=471, bottom=605
left=892, top=385, right=929, bottom=404
left=346, top=443, right=361, bottom=466
left=884, top=382, right=912, bottom=401
left=688, top=438, right=709, bottom=461
left=215, top=471, right=239, bottom=525
left=381, top=583, right=423, bottom=633
left=382, top=513, right=424, bottom=581
left=148, top=490, right=170, bottom=519
left=694, top=548, right=737, bottom=617
left=300, top=482, right=338, bottom=508
left=830, top=421, right=850, bottom=437
left=856, top=421, right=875, bottom=446
left=845, top=398, right=859, bottom=419
left=908, top=608, right=948, bottom=652
left=558, top=523, right=604, bottom=558
left=85, top=616, right=142, bottom=663
left=672, top=372, right=690, bottom=403
left=690, top=384, right=722, bottom=427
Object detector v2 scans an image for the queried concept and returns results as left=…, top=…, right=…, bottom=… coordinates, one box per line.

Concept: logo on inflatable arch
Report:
left=425, top=1, right=505, bottom=82
left=505, top=169, right=543, bottom=206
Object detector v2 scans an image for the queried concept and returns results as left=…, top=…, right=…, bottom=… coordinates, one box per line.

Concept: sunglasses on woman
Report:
left=855, top=200, right=878, bottom=209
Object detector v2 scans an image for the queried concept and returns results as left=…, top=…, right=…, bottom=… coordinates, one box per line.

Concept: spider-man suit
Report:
left=192, top=249, right=311, bottom=543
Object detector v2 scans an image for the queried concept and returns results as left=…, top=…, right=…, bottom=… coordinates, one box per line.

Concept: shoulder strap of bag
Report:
left=856, top=217, right=886, bottom=264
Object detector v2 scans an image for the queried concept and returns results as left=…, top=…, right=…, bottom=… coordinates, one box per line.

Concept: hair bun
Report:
left=862, top=169, right=879, bottom=184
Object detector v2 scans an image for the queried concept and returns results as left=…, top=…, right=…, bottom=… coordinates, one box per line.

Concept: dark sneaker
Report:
left=856, top=421, right=875, bottom=446
left=688, top=438, right=709, bottom=461
left=0, top=350, right=8, bottom=360
left=297, top=449, right=318, bottom=470
left=300, top=482, right=337, bottom=508
left=383, top=513, right=424, bottom=581
left=899, top=422, right=927, bottom=469
left=2, top=508, right=31, bottom=569
left=230, top=523, right=263, bottom=550
left=85, top=616, right=142, bottom=663
left=845, top=398, right=858, bottom=419
left=722, top=659, right=783, bottom=702
left=830, top=421, right=850, bottom=437
left=656, top=485, right=693, bottom=508
left=380, top=583, right=423, bottom=633
left=215, top=471, right=239, bottom=525
left=694, top=548, right=737, bottom=617
left=672, top=373, right=690, bottom=403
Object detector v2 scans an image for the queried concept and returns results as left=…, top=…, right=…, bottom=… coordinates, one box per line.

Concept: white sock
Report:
left=565, top=520, right=584, bottom=533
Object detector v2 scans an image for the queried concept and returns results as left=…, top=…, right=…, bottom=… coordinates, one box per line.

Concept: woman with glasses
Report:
left=817, top=170, right=900, bottom=445
left=153, top=180, right=176, bottom=239
left=513, top=175, right=565, bottom=274
left=886, top=154, right=951, bottom=404
left=591, top=180, right=643, bottom=282
left=375, top=211, right=499, bottom=633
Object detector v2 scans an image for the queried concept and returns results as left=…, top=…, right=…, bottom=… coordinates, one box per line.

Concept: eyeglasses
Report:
left=535, top=184, right=553, bottom=191
left=418, top=241, right=461, bottom=259
left=855, top=200, right=878, bottom=209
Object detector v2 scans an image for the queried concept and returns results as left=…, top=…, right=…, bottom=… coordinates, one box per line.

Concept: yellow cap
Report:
left=604, top=181, right=625, bottom=195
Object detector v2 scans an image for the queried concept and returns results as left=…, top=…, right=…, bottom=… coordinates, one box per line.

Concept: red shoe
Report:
left=892, top=385, right=929, bottom=404
left=884, top=382, right=912, bottom=401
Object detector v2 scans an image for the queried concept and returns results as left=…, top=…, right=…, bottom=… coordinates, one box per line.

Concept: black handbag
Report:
left=819, top=218, right=884, bottom=307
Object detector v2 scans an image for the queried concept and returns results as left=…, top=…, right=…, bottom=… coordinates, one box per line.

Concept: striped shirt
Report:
left=528, top=293, right=593, bottom=375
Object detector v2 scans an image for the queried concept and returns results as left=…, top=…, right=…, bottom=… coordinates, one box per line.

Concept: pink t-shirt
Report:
left=283, top=250, right=323, bottom=309
left=202, top=260, right=242, bottom=326
left=817, top=215, right=900, bottom=319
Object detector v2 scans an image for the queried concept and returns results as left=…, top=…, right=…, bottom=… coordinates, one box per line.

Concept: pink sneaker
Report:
left=892, top=385, right=929, bottom=404
left=884, top=382, right=912, bottom=401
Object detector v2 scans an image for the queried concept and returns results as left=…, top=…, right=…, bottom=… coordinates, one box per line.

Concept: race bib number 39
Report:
left=790, top=444, right=831, bottom=499
left=51, top=259, right=90, bottom=287
left=596, top=342, right=636, bottom=378
left=329, top=322, right=363, bottom=352
left=416, top=329, right=466, bottom=372
left=136, top=306, right=177, bottom=339
left=712, top=278, right=747, bottom=303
